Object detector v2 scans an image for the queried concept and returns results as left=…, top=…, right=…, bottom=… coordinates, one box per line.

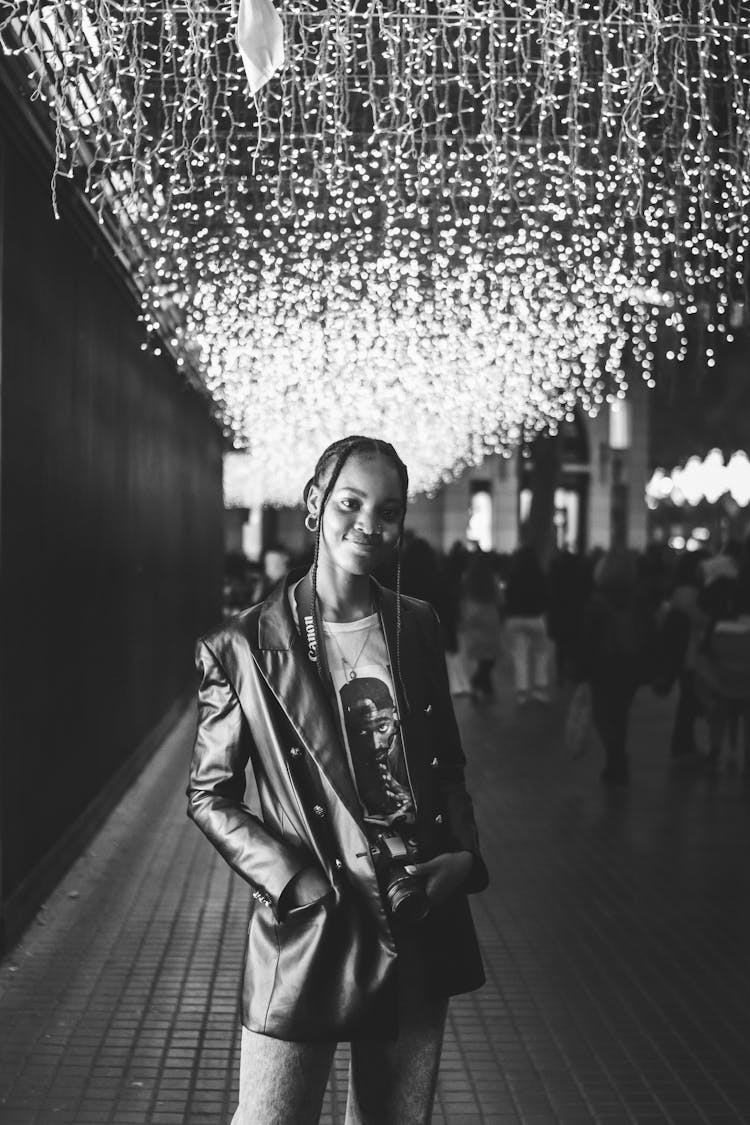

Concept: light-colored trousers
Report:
left=230, top=938, right=447, bottom=1125
left=505, top=615, right=550, bottom=697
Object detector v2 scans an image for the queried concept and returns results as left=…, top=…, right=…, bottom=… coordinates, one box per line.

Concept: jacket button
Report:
left=434, top=814, right=443, bottom=824
left=430, top=757, right=439, bottom=768
left=425, top=704, right=433, bottom=716
left=313, top=804, right=326, bottom=818
left=290, top=746, right=302, bottom=758
left=334, top=858, right=343, bottom=869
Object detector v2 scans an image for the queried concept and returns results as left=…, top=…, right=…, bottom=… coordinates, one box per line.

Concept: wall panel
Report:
left=0, top=125, right=224, bottom=947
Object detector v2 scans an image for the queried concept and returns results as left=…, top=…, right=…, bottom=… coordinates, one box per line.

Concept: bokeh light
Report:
left=3, top=1, right=749, bottom=502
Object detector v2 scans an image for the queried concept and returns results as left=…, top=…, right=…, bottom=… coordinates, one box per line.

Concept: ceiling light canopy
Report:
left=3, top=1, right=749, bottom=502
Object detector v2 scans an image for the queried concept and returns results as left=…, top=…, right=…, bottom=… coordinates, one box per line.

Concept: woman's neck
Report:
left=314, top=557, right=373, bottom=622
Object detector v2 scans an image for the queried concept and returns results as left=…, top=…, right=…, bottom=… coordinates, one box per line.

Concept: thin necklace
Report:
left=326, top=615, right=376, bottom=681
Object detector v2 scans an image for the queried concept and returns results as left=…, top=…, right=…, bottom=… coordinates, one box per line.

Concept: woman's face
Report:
left=308, top=452, right=404, bottom=576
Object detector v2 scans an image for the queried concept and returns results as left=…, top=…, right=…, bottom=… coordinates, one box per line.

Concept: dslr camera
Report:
left=370, top=828, right=429, bottom=926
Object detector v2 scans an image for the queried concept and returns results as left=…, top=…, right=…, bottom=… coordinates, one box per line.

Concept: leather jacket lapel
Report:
left=253, top=576, right=364, bottom=827
left=372, top=583, right=424, bottom=814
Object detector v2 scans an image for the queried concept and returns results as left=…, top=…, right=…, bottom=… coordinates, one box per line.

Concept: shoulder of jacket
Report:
left=401, top=593, right=440, bottom=628
left=375, top=584, right=438, bottom=629
left=197, top=602, right=263, bottom=658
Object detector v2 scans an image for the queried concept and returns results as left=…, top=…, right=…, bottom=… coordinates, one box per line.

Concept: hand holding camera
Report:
left=404, top=850, right=474, bottom=909
left=370, top=828, right=475, bottom=925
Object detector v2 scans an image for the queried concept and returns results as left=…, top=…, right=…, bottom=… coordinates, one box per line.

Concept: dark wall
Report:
left=0, top=124, right=224, bottom=947
left=651, top=333, right=750, bottom=468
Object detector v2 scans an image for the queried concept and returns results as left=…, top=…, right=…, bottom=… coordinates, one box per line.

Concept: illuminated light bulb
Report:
left=3, top=0, right=747, bottom=502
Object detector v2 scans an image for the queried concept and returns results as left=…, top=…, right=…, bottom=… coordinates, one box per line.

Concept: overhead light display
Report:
left=2, top=1, right=749, bottom=502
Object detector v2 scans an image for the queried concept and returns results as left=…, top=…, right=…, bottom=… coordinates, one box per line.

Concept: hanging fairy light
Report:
left=2, top=1, right=750, bottom=502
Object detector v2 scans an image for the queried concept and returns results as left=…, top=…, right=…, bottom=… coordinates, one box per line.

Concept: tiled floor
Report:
left=2, top=661, right=750, bottom=1124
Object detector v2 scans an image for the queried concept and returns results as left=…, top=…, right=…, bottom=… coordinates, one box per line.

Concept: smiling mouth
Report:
left=346, top=537, right=381, bottom=550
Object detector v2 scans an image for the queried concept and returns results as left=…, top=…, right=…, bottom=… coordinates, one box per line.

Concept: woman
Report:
left=187, top=435, right=488, bottom=1125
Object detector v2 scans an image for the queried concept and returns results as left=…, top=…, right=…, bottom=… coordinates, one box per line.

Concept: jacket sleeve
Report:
left=187, top=638, right=313, bottom=919
left=425, top=607, right=490, bottom=895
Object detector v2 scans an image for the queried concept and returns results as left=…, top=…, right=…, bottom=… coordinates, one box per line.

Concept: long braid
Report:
left=394, top=530, right=411, bottom=714
left=310, top=506, right=324, bottom=681
left=307, top=437, right=360, bottom=687
left=304, top=436, right=410, bottom=704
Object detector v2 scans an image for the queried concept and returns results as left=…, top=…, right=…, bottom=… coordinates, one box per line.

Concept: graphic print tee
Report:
left=322, top=614, right=415, bottom=828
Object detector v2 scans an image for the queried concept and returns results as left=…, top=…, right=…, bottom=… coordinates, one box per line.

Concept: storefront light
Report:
left=702, top=449, right=728, bottom=504
left=646, top=449, right=750, bottom=508
left=671, top=456, right=704, bottom=506
left=608, top=400, right=631, bottom=451
left=726, top=451, right=750, bottom=507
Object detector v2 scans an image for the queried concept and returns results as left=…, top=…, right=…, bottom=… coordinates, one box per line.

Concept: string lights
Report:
left=2, top=1, right=749, bottom=503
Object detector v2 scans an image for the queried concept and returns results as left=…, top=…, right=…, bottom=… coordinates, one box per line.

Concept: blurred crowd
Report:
left=223, top=532, right=750, bottom=787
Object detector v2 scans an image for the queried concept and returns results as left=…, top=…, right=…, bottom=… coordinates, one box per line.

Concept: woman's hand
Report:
left=404, top=850, right=474, bottom=907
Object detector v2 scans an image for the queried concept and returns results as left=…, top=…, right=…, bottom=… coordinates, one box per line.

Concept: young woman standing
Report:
left=187, top=436, right=488, bottom=1125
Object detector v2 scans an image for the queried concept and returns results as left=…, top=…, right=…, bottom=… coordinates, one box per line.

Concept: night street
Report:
left=2, top=666, right=749, bottom=1125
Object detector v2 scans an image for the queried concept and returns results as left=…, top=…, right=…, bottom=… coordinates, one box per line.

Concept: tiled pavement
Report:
left=2, top=662, right=750, bottom=1125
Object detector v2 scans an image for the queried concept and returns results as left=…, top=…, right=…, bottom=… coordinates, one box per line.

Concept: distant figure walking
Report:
left=579, top=550, right=655, bottom=784
left=656, top=553, right=706, bottom=761
left=504, top=545, right=551, bottom=706
left=460, top=550, right=502, bottom=702
left=694, top=550, right=750, bottom=774
left=547, top=548, right=591, bottom=682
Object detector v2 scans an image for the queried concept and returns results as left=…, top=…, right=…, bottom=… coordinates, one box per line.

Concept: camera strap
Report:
left=293, top=568, right=334, bottom=691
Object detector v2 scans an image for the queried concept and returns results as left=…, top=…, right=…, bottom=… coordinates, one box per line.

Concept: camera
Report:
left=370, top=828, right=429, bottom=926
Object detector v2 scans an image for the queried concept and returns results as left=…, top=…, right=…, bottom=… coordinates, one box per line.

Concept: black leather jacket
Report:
left=187, top=573, right=488, bottom=1041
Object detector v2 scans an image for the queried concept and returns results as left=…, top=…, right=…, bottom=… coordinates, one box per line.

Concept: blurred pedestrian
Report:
left=547, top=548, right=591, bottom=682
left=443, top=541, right=472, bottom=694
left=460, top=550, right=502, bottom=702
left=694, top=549, right=750, bottom=774
left=400, top=535, right=454, bottom=648
left=256, top=543, right=292, bottom=599
left=652, top=552, right=707, bottom=761
left=579, top=549, right=656, bottom=784
left=504, top=545, right=551, bottom=706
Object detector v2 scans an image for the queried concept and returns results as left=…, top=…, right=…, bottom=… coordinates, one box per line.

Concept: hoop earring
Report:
left=304, top=513, right=319, bottom=533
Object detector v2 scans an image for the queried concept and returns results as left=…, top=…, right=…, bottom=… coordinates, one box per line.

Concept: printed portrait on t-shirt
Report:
left=339, top=676, right=414, bottom=825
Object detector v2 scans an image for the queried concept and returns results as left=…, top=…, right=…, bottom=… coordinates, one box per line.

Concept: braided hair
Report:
left=302, top=435, right=410, bottom=712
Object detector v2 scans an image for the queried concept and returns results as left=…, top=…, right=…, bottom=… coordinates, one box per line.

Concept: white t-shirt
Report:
left=322, top=614, right=415, bottom=827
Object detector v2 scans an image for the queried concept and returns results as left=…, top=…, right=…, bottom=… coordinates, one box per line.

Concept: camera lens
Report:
left=387, top=873, right=430, bottom=925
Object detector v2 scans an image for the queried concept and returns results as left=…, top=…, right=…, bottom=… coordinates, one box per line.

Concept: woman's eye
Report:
left=339, top=498, right=359, bottom=510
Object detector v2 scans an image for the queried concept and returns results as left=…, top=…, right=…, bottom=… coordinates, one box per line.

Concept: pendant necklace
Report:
left=327, top=614, right=375, bottom=681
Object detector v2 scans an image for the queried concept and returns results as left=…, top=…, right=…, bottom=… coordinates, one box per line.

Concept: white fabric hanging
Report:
left=236, top=0, right=284, bottom=95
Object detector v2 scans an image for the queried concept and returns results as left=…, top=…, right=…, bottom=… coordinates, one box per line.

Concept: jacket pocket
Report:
left=281, top=886, right=335, bottom=926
